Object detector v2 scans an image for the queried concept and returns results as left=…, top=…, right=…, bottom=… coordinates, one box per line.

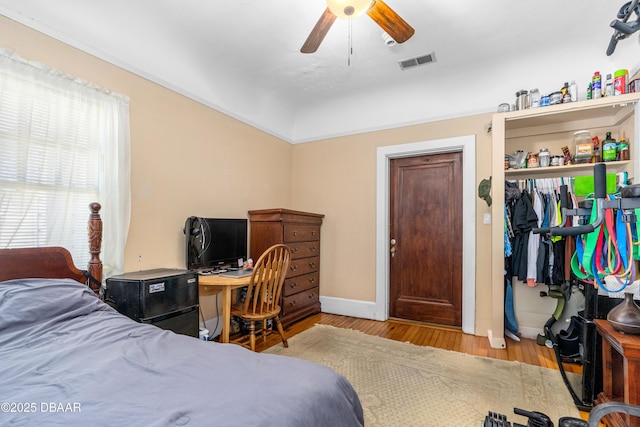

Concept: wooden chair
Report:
left=230, top=244, right=291, bottom=351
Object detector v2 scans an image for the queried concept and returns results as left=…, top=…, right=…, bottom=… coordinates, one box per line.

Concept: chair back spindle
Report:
left=245, top=244, right=290, bottom=315
left=231, top=244, right=291, bottom=351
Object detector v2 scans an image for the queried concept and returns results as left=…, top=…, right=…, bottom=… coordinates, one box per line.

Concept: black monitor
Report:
left=184, top=216, right=248, bottom=271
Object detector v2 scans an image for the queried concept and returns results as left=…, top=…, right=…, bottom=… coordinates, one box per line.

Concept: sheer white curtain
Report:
left=0, top=49, right=130, bottom=278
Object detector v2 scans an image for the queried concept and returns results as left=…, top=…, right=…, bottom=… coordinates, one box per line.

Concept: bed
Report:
left=0, top=203, right=364, bottom=426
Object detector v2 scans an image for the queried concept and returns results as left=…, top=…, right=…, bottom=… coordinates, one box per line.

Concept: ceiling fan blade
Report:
left=301, top=8, right=337, bottom=53
left=367, top=0, right=415, bottom=44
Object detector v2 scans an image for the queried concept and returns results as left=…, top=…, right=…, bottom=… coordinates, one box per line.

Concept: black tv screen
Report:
left=184, top=216, right=248, bottom=271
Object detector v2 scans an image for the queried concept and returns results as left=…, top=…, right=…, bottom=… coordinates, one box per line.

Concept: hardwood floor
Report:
left=254, top=312, right=576, bottom=371
left=250, top=312, right=590, bottom=421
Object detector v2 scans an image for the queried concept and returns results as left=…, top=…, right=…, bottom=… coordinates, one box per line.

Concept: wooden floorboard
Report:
left=246, top=312, right=590, bottom=422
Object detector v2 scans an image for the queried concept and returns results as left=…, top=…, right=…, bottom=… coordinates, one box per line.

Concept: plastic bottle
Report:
left=515, top=90, right=528, bottom=110
left=574, top=130, right=593, bottom=164
left=618, top=137, right=629, bottom=160
left=562, top=82, right=572, bottom=103
left=569, top=81, right=578, bottom=102
left=614, top=69, right=628, bottom=95
left=592, top=136, right=601, bottom=163
left=539, top=148, right=550, bottom=167
left=592, top=72, right=602, bottom=99
left=604, top=73, right=613, bottom=97
left=587, top=82, right=592, bottom=100
left=602, top=132, right=617, bottom=162
left=540, top=94, right=549, bottom=107
left=530, top=88, right=540, bottom=108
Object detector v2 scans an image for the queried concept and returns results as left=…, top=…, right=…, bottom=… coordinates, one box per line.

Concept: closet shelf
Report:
left=505, top=160, right=630, bottom=178
left=500, top=93, right=638, bottom=138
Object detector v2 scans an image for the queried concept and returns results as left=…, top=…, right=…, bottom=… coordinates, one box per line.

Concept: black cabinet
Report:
left=105, top=268, right=199, bottom=337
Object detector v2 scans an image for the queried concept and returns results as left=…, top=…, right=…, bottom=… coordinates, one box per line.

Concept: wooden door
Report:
left=389, top=152, right=463, bottom=326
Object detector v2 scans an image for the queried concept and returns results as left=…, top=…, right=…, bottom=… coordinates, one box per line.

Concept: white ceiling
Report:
left=1, top=0, right=639, bottom=143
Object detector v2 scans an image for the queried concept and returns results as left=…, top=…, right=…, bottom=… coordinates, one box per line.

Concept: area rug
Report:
left=264, top=324, right=581, bottom=427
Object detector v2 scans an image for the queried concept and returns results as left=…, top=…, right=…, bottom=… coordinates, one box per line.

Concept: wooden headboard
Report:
left=0, top=202, right=103, bottom=295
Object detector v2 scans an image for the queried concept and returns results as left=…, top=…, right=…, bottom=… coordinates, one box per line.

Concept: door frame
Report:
left=375, top=135, right=476, bottom=334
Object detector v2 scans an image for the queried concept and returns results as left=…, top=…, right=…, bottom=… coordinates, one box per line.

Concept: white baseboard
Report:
left=319, top=296, right=379, bottom=320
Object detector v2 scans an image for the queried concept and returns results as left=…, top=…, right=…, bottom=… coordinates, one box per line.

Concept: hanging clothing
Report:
left=504, top=204, right=512, bottom=257
left=508, top=178, right=574, bottom=287
left=536, top=192, right=555, bottom=285
left=504, top=182, right=520, bottom=337
left=527, top=190, right=543, bottom=286
left=511, top=190, right=538, bottom=282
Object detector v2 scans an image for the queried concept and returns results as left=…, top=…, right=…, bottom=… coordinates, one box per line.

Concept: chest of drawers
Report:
left=248, top=208, right=324, bottom=327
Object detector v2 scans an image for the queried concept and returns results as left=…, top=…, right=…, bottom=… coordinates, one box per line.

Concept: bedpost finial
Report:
left=89, top=202, right=102, bottom=216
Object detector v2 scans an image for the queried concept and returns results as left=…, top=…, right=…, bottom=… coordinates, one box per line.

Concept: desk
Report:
left=198, top=274, right=251, bottom=344
left=595, top=319, right=640, bottom=427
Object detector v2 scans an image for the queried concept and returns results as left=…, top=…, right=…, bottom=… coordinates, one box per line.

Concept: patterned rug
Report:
left=264, top=324, right=581, bottom=427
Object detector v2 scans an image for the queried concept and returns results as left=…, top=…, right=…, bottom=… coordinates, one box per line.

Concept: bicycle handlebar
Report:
left=532, top=164, right=606, bottom=237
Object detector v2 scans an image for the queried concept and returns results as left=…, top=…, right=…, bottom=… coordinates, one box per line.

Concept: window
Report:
left=0, top=50, right=130, bottom=278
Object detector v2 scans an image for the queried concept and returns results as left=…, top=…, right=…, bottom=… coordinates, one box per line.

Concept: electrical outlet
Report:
left=483, top=213, right=492, bottom=224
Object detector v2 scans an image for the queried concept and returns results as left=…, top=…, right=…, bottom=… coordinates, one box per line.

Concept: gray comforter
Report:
left=0, top=278, right=364, bottom=426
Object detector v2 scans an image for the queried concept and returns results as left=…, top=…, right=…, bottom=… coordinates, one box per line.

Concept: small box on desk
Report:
left=105, top=268, right=199, bottom=338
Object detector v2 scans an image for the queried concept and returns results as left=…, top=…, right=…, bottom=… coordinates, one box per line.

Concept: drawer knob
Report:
left=293, top=231, right=298, bottom=236
left=310, top=246, right=317, bottom=252
left=290, top=265, right=298, bottom=271
left=309, top=277, right=315, bottom=283
left=290, top=301, right=297, bottom=307
left=312, top=231, right=317, bottom=236
left=309, top=262, right=316, bottom=268
left=290, top=282, right=297, bottom=288
left=309, top=293, right=316, bottom=299
left=292, top=247, right=299, bottom=253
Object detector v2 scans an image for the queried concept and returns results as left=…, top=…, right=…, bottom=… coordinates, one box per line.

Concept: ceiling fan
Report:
left=301, top=0, right=415, bottom=54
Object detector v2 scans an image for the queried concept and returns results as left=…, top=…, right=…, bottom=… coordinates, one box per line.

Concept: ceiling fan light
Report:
left=326, top=0, right=372, bottom=19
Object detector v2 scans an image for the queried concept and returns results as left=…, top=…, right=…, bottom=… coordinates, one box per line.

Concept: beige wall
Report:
left=292, top=119, right=494, bottom=335
left=0, top=16, right=293, bottom=322
left=1, top=15, right=496, bottom=336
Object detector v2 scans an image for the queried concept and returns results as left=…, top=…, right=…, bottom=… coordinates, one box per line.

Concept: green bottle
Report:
left=602, top=132, right=617, bottom=162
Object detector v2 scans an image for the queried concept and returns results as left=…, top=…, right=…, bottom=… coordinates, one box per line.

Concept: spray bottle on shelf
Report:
left=592, top=71, right=602, bottom=99
left=614, top=69, right=629, bottom=95
left=604, top=73, right=614, bottom=97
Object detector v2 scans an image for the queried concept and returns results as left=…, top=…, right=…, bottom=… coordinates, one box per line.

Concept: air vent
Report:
left=398, top=52, right=436, bottom=71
